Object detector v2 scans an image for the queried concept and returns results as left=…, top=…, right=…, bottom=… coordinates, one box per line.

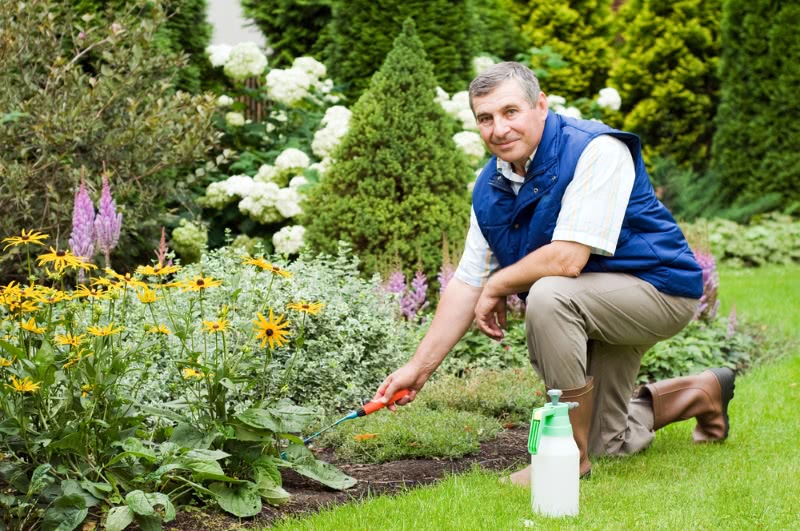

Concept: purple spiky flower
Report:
left=69, top=179, right=95, bottom=263
left=401, top=270, right=429, bottom=320
left=437, top=263, right=455, bottom=296
left=693, top=249, right=719, bottom=322
left=94, top=173, right=122, bottom=267
left=384, top=271, right=406, bottom=295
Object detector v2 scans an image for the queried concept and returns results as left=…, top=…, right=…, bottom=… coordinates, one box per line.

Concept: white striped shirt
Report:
left=455, top=135, right=635, bottom=287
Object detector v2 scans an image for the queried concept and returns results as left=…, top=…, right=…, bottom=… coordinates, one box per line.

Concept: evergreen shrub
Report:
left=303, top=20, right=472, bottom=278
left=0, top=1, right=217, bottom=281
left=710, top=0, right=800, bottom=210
left=609, top=0, right=722, bottom=171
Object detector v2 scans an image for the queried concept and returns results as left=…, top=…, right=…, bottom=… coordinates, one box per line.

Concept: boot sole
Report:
left=709, top=367, right=736, bottom=439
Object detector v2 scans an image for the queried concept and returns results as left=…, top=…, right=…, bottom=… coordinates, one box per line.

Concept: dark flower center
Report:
left=57, top=250, right=66, bottom=257
left=266, top=329, right=274, bottom=336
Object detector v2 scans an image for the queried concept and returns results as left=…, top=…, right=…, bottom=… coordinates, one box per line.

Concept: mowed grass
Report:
left=268, top=266, right=800, bottom=530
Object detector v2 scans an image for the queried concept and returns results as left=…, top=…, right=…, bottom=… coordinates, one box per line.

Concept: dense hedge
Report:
left=609, top=0, right=722, bottom=172
left=518, top=0, right=614, bottom=100
left=303, top=20, right=472, bottom=277
left=710, top=0, right=800, bottom=211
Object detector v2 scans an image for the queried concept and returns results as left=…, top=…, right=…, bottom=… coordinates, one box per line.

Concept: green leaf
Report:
left=181, top=459, right=236, bottom=482
left=50, top=432, right=84, bottom=454
left=0, top=111, right=29, bottom=124
left=0, top=339, right=24, bottom=359
left=105, top=506, right=135, bottom=531
left=184, top=449, right=230, bottom=461
left=61, top=480, right=100, bottom=508
left=144, top=464, right=186, bottom=482
left=232, top=424, right=275, bottom=442
left=252, top=457, right=289, bottom=506
left=169, top=422, right=215, bottom=449
left=282, top=444, right=357, bottom=490
left=209, top=481, right=262, bottom=517
left=125, top=490, right=155, bottom=516
left=41, top=494, right=87, bottom=531
left=268, top=400, right=317, bottom=433
left=235, top=408, right=281, bottom=432
left=144, top=492, right=176, bottom=522
left=135, top=515, right=163, bottom=531
left=28, top=464, right=53, bottom=496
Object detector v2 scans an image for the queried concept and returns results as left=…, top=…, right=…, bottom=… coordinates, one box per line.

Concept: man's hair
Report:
left=468, top=62, right=541, bottom=112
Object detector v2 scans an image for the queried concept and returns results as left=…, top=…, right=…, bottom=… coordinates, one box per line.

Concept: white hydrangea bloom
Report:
left=206, top=44, right=232, bottom=67
left=254, top=164, right=277, bottom=183
left=596, top=87, right=622, bottom=111
left=547, top=94, right=567, bottom=108
left=204, top=174, right=257, bottom=209
left=435, top=86, right=450, bottom=105
left=453, top=131, right=486, bottom=166
left=238, top=181, right=282, bottom=223
left=457, top=109, right=478, bottom=131
left=292, top=56, right=327, bottom=83
left=289, top=176, right=309, bottom=189
left=273, top=225, right=306, bottom=255
left=556, top=106, right=582, bottom=119
left=275, top=148, right=310, bottom=171
left=270, top=110, right=288, bottom=123
left=276, top=187, right=303, bottom=218
left=266, top=67, right=313, bottom=106
left=472, top=55, right=495, bottom=75
left=225, top=112, right=245, bottom=127
left=320, top=105, right=352, bottom=127
left=309, top=158, right=334, bottom=177
left=223, top=42, right=268, bottom=81
left=312, top=106, right=352, bottom=159
left=451, top=91, right=471, bottom=110
left=216, top=94, right=234, bottom=107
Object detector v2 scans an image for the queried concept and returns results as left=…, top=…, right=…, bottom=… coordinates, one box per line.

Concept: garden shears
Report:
left=302, top=389, right=411, bottom=444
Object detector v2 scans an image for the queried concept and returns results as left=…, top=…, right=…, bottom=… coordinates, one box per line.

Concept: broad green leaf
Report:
left=144, top=464, right=185, bottom=482
left=235, top=408, right=281, bottom=432
left=105, top=506, right=134, bottom=531
left=253, top=457, right=289, bottom=506
left=135, top=514, right=163, bottom=531
left=144, top=492, right=176, bottom=522
left=50, top=433, right=83, bottom=454
left=169, top=422, right=215, bottom=449
left=184, top=449, right=230, bottom=461
left=140, top=404, right=192, bottom=424
left=61, top=479, right=99, bottom=508
left=232, top=424, right=275, bottom=442
left=41, top=494, right=87, bottom=531
left=283, top=444, right=357, bottom=490
left=0, top=492, right=16, bottom=507
left=182, top=459, right=237, bottom=482
left=268, top=401, right=317, bottom=433
left=28, top=464, right=53, bottom=496
left=0, top=418, right=20, bottom=436
left=0, top=339, right=24, bottom=359
left=125, top=490, right=154, bottom=516
left=210, top=481, right=262, bottom=517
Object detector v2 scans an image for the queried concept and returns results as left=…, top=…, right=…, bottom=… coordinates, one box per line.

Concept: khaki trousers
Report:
left=525, top=273, right=698, bottom=457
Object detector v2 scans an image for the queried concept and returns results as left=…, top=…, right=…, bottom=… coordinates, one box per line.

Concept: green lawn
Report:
left=268, top=265, right=800, bottom=530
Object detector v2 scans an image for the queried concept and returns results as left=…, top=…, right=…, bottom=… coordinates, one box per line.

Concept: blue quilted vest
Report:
left=472, top=111, right=702, bottom=299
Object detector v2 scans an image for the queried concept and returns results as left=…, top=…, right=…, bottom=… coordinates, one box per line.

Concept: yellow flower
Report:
left=29, top=286, right=69, bottom=305
left=7, top=375, right=41, bottom=393
left=2, top=229, right=48, bottom=251
left=37, top=247, right=96, bottom=272
left=81, top=384, right=94, bottom=397
left=287, top=301, right=324, bottom=315
left=73, top=284, right=112, bottom=300
left=136, top=287, right=161, bottom=304
left=135, top=263, right=181, bottom=277
left=182, top=368, right=205, bottom=380
left=180, top=275, right=223, bottom=292
left=253, top=309, right=291, bottom=349
left=87, top=323, right=123, bottom=337
left=242, top=257, right=292, bottom=278
left=63, top=349, right=92, bottom=369
left=55, top=333, right=86, bottom=347
left=202, top=320, right=229, bottom=334
left=0, top=357, right=14, bottom=368
left=99, top=268, right=148, bottom=290
left=147, top=324, right=171, bottom=335
left=19, top=317, right=46, bottom=335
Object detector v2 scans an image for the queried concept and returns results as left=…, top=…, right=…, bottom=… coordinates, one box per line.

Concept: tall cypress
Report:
left=710, top=0, right=800, bottom=209
left=303, top=19, right=472, bottom=277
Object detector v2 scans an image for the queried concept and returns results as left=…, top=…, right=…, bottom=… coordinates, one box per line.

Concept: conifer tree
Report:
left=711, top=0, right=800, bottom=209
left=325, top=1, right=476, bottom=99
left=303, top=20, right=472, bottom=277
left=608, top=0, right=722, bottom=171
left=518, top=0, right=614, bottom=100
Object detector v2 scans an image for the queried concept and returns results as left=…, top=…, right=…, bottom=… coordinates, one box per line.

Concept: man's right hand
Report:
left=373, top=362, right=430, bottom=411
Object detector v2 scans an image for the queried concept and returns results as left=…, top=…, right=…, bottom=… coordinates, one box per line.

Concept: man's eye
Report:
left=478, top=116, right=492, bottom=125
left=506, top=109, right=518, bottom=117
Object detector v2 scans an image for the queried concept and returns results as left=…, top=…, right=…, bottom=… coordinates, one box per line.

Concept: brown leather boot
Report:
left=644, top=368, right=735, bottom=442
left=561, top=376, right=594, bottom=478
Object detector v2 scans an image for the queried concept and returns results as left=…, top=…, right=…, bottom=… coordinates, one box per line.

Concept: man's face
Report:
left=472, top=79, right=549, bottom=174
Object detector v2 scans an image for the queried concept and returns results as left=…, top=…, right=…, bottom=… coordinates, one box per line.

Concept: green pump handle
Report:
left=527, top=389, right=578, bottom=455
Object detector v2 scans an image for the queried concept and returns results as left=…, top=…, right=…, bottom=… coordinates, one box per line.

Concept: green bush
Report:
left=0, top=1, right=217, bottom=281
left=469, top=0, right=528, bottom=60
left=241, top=0, right=331, bottom=69
left=303, top=20, right=472, bottom=278
left=710, top=0, right=800, bottom=211
left=608, top=0, right=722, bottom=171
left=317, top=406, right=502, bottom=464
left=325, top=3, right=476, bottom=99
left=518, top=0, right=614, bottom=101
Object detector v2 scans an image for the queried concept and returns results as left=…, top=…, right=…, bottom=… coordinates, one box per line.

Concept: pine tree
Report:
left=518, top=0, right=614, bottom=100
left=608, top=0, right=722, bottom=171
left=325, top=1, right=476, bottom=100
left=303, top=20, right=472, bottom=277
left=710, top=0, right=800, bottom=210
left=470, top=0, right=528, bottom=60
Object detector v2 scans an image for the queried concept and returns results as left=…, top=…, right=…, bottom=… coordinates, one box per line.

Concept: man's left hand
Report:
left=475, top=288, right=506, bottom=341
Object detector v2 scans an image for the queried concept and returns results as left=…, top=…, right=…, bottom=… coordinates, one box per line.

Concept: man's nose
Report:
left=493, top=116, right=511, bottom=137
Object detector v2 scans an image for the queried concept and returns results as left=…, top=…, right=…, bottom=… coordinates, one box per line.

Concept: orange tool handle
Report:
left=359, top=389, right=411, bottom=416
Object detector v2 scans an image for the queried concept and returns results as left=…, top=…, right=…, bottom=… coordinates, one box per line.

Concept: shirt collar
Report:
left=496, top=148, right=537, bottom=184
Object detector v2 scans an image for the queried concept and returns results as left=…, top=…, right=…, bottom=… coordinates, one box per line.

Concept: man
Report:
left=374, top=62, right=735, bottom=484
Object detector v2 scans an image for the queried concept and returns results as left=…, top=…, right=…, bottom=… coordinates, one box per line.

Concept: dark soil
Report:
left=165, top=426, right=530, bottom=530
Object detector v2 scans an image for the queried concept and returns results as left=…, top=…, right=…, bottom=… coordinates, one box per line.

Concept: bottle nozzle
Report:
left=547, top=389, right=562, bottom=405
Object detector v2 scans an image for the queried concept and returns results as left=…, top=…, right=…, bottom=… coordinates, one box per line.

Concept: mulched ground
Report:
left=165, top=426, right=530, bottom=530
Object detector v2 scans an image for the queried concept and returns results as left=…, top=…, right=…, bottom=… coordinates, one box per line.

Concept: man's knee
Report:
left=525, top=276, right=577, bottom=326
